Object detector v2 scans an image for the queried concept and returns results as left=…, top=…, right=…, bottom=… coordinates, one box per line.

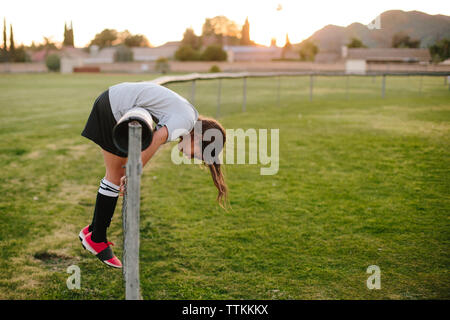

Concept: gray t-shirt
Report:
left=108, top=82, right=199, bottom=142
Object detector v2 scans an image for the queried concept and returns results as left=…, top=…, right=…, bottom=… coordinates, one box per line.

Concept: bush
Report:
left=0, top=50, right=9, bottom=63
left=201, top=45, right=227, bottom=61
left=298, top=40, right=318, bottom=62
left=114, top=45, right=134, bottom=62
left=155, top=57, right=170, bottom=73
left=209, top=65, right=221, bottom=73
left=12, top=46, right=30, bottom=62
left=45, top=54, right=60, bottom=72
left=175, top=45, right=200, bottom=61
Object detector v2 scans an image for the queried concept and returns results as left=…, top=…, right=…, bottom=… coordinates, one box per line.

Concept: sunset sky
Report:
left=2, top=0, right=449, bottom=48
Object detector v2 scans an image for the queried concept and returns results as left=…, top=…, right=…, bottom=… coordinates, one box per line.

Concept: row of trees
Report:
left=0, top=18, right=28, bottom=62
left=89, top=29, right=150, bottom=48
left=175, top=16, right=253, bottom=61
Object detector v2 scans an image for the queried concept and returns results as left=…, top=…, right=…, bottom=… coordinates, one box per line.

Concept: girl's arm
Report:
left=141, top=125, right=168, bottom=167
left=119, top=126, right=168, bottom=195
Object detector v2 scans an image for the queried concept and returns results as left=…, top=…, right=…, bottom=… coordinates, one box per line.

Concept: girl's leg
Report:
left=89, top=149, right=127, bottom=243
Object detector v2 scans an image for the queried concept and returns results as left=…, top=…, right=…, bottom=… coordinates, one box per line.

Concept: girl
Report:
left=79, top=81, right=227, bottom=268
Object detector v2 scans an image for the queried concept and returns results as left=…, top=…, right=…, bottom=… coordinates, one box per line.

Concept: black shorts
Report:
left=81, top=89, right=127, bottom=158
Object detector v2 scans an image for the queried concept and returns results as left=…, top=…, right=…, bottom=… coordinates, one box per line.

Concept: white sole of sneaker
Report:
left=81, top=237, right=98, bottom=256
left=78, top=230, right=87, bottom=242
left=104, top=260, right=122, bottom=269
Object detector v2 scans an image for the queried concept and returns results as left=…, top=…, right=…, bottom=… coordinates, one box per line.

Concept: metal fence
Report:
left=152, top=71, right=450, bottom=118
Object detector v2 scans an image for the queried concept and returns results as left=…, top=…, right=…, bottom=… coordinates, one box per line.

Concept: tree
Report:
left=201, top=45, right=227, bottom=61
left=63, top=21, right=74, bottom=47
left=281, top=34, right=292, bottom=59
left=270, top=38, right=277, bottom=47
left=89, top=29, right=118, bottom=48
left=46, top=54, right=60, bottom=71
left=3, top=18, right=6, bottom=51
left=42, top=37, right=58, bottom=51
left=284, top=34, right=292, bottom=49
left=12, top=45, right=29, bottom=62
left=0, top=18, right=8, bottom=62
left=392, top=32, right=420, bottom=48
left=175, top=44, right=200, bottom=61
left=240, top=17, right=251, bottom=45
left=298, top=40, right=318, bottom=61
left=9, top=24, right=15, bottom=55
left=347, top=37, right=367, bottom=48
left=117, top=30, right=150, bottom=47
left=202, top=16, right=240, bottom=37
left=114, top=45, right=133, bottom=62
left=182, top=28, right=201, bottom=50
left=124, top=34, right=150, bottom=47
left=155, top=57, right=170, bottom=73
left=201, top=16, right=240, bottom=45
left=429, top=38, right=450, bottom=62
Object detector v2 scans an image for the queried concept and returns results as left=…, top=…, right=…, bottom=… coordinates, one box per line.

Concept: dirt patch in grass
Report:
left=34, top=250, right=79, bottom=271
left=2, top=222, right=82, bottom=298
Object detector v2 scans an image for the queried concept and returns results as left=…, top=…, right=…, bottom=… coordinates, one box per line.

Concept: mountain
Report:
left=301, top=10, right=450, bottom=52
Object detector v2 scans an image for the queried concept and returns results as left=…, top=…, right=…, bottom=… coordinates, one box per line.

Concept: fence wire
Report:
left=161, top=73, right=450, bottom=118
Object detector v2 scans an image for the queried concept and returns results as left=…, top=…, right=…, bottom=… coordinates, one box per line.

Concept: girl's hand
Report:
left=119, top=176, right=127, bottom=196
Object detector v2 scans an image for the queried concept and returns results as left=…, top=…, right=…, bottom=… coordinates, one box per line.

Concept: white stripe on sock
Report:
left=98, top=178, right=119, bottom=197
left=100, top=178, right=120, bottom=191
left=98, top=187, right=119, bottom=197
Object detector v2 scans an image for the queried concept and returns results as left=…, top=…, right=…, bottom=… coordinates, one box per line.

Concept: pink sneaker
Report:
left=82, top=232, right=122, bottom=269
left=78, top=225, right=90, bottom=242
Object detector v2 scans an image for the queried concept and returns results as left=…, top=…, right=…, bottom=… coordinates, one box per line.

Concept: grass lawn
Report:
left=0, top=73, right=448, bottom=299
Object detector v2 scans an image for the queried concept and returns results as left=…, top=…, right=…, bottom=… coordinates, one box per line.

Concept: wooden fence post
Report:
left=242, top=77, right=247, bottom=112
left=217, top=78, right=222, bottom=118
left=123, top=121, right=142, bottom=300
left=191, top=80, right=196, bottom=105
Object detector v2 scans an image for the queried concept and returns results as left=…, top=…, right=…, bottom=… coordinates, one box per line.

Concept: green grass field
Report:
left=0, top=73, right=448, bottom=299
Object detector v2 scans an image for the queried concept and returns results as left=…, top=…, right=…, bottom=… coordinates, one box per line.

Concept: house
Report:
left=132, top=41, right=180, bottom=61
left=83, top=46, right=116, bottom=64
left=83, top=42, right=181, bottom=64
left=344, top=47, right=431, bottom=64
left=342, top=46, right=432, bottom=74
left=224, top=45, right=282, bottom=62
left=314, top=51, right=340, bottom=63
left=59, top=46, right=90, bottom=73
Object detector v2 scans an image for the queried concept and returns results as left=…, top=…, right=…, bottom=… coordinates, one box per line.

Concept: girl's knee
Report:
left=105, top=169, right=124, bottom=186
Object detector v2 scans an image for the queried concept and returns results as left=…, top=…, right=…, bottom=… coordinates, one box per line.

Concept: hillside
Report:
left=302, top=10, right=450, bottom=52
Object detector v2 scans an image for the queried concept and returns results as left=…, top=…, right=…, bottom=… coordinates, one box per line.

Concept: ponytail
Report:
left=195, top=115, right=229, bottom=208
left=207, top=162, right=228, bottom=208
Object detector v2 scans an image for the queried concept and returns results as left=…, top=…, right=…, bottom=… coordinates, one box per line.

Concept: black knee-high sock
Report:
left=90, top=178, right=119, bottom=243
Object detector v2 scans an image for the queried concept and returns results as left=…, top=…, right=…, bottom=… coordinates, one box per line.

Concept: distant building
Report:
left=344, top=47, right=431, bottom=64
left=314, top=51, right=340, bottom=63
left=83, top=42, right=181, bottom=64
left=132, top=41, right=180, bottom=61
left=341, top=47, right=432, bottom=74
left=60, top=47, right=90, bottom=73
left=83, top=46, right=116, bottom=64
left=224, top=45, right=283, bottom=62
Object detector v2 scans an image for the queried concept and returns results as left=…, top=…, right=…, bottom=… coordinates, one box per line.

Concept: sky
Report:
left=2, top=0, right=449, bottom=48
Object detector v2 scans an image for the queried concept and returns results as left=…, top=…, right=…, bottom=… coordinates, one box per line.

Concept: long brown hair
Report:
left=191, top=115, right=228, bottom=208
